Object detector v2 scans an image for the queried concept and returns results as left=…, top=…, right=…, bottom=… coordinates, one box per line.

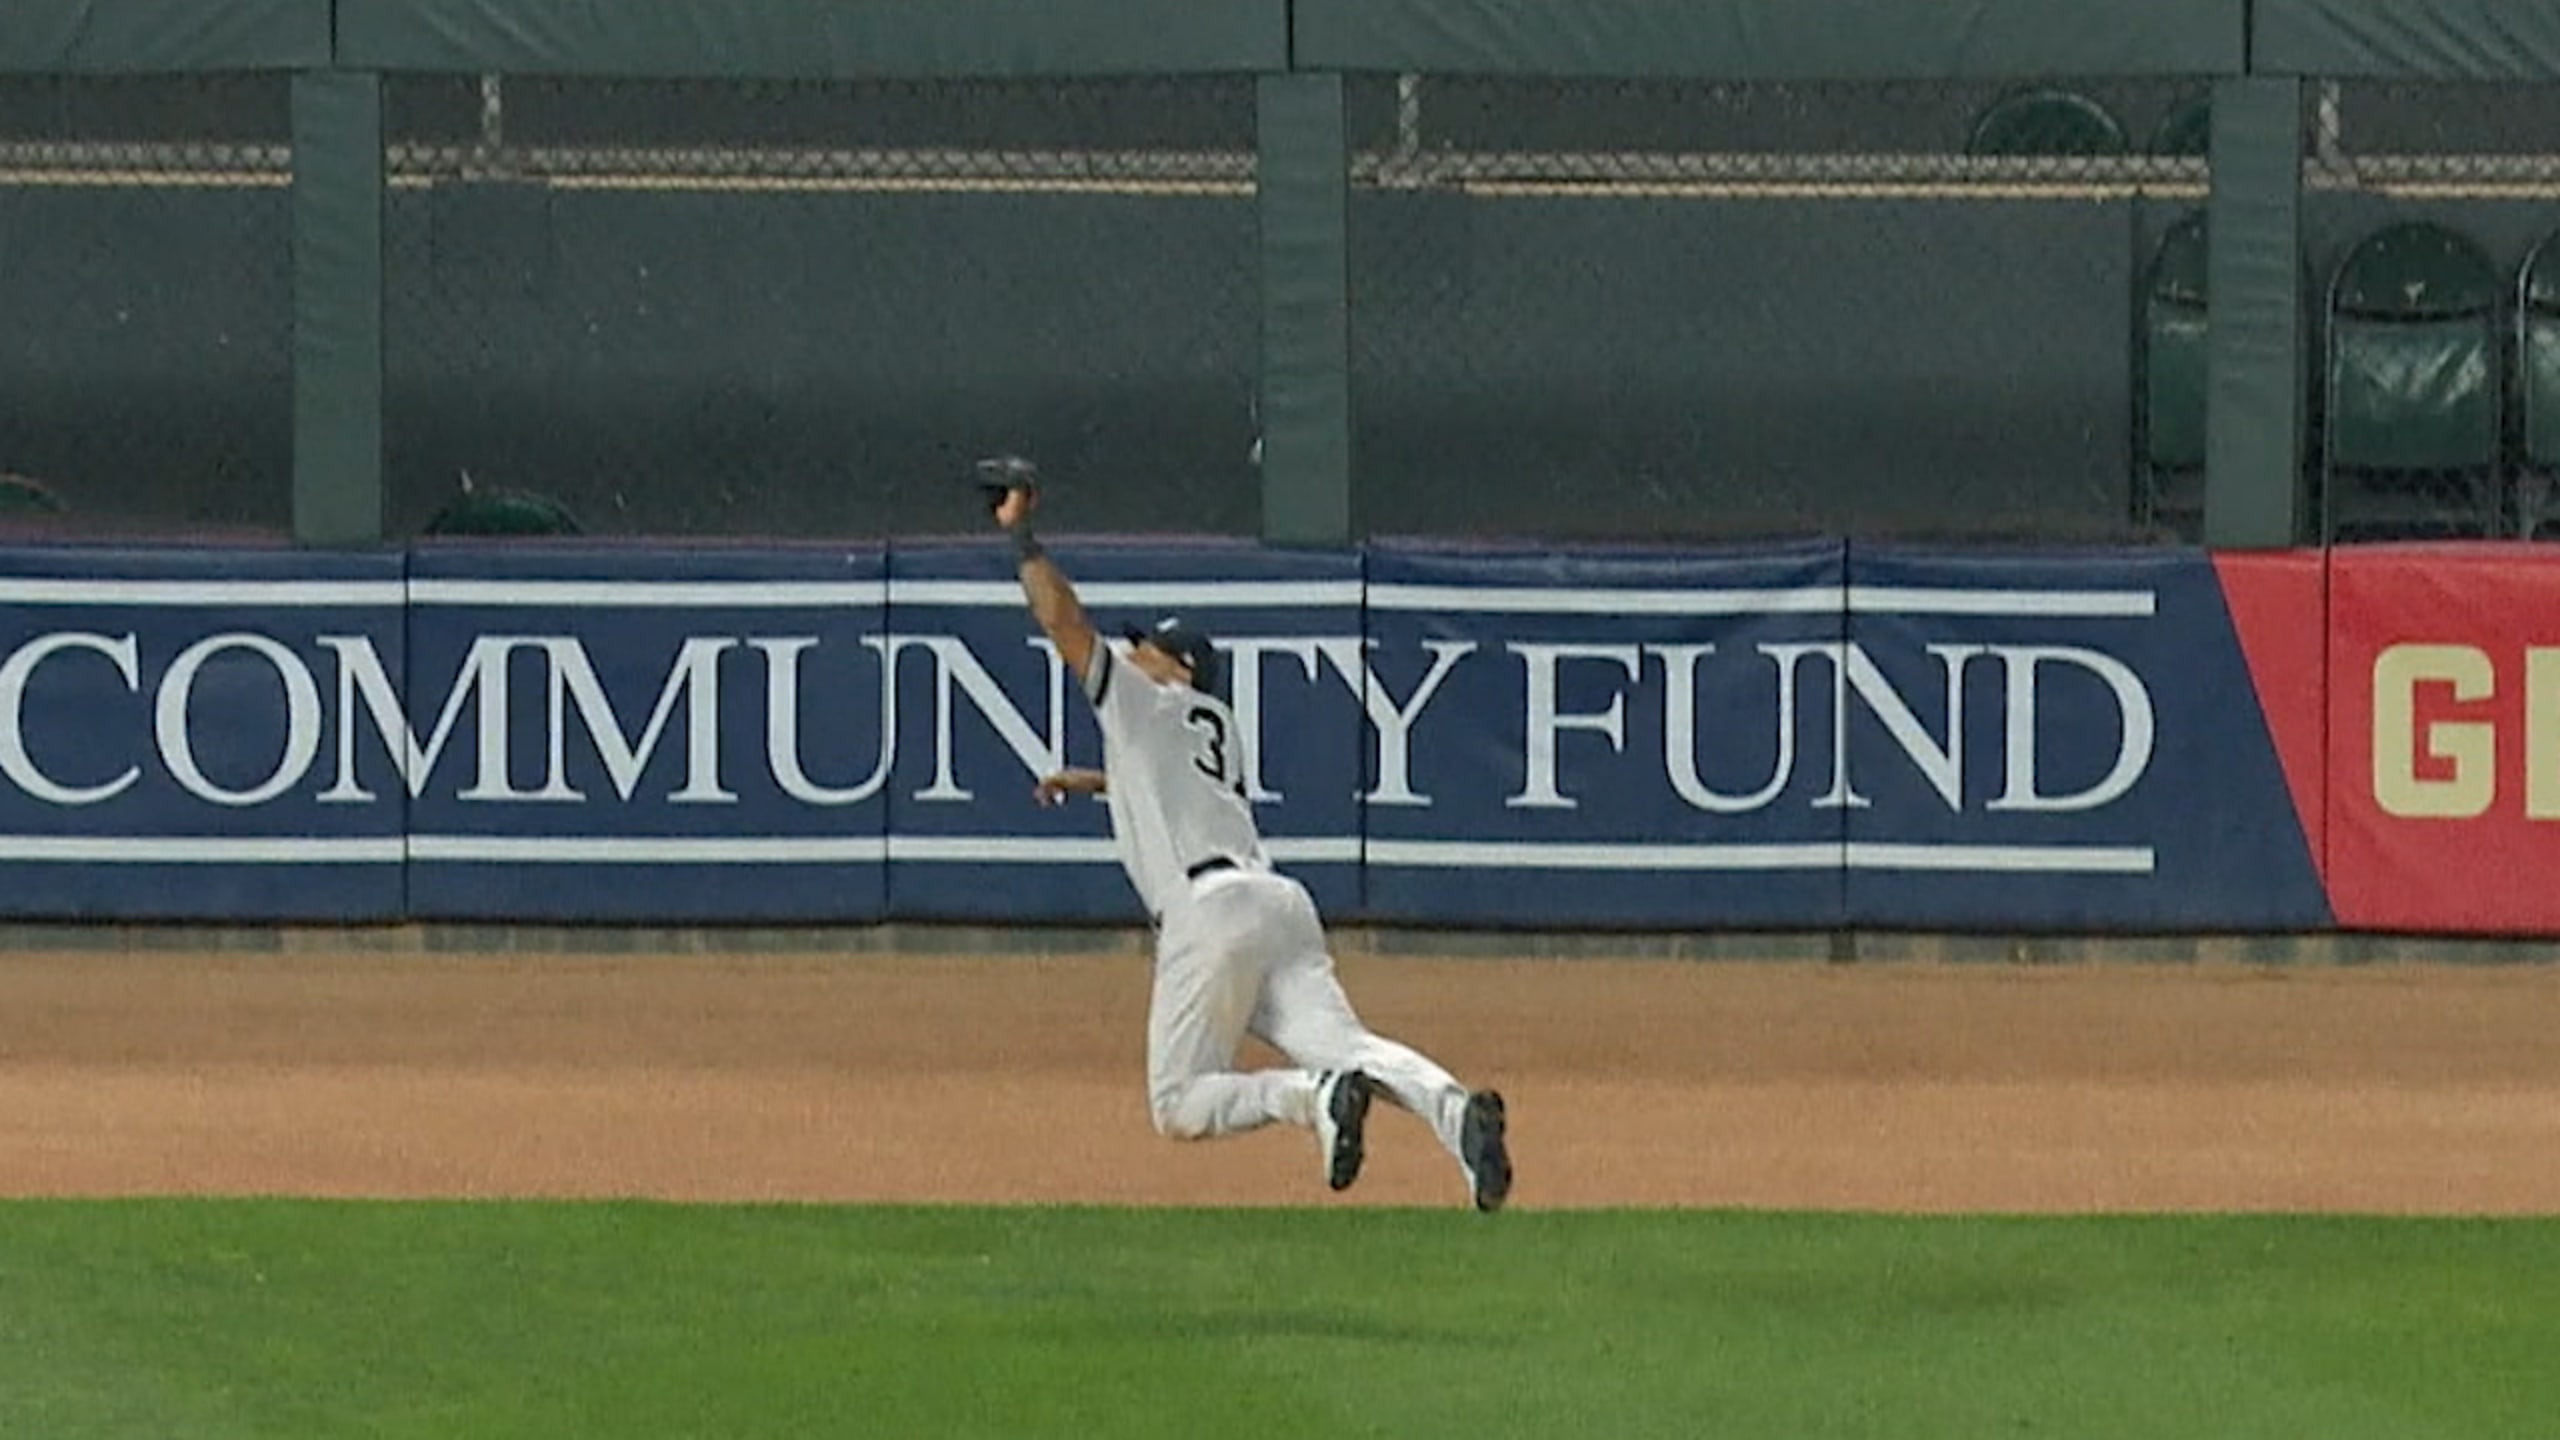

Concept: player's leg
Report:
left=1260, top=950, right=1511, bottom=1212
left=1243, top=879, right=1471, bottom=1162
left=1145, top=884, right=1320, bottom=1140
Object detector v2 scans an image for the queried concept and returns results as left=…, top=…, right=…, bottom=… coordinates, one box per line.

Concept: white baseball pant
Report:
left=1145, top=867, right=1470, bottom=1163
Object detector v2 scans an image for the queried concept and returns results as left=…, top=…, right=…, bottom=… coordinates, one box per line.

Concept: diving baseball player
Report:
left=976, top=456, right=1511, bottom=1212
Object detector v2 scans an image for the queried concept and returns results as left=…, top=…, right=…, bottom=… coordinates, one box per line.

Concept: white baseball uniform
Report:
left=1082, top=638, right=1474, bottom=1162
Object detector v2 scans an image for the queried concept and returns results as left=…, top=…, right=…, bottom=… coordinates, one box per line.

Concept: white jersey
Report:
left=1082, top=639, right=1270, bottom=919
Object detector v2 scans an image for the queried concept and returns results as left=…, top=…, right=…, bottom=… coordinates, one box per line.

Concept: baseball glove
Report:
left=969, top=454, right=1041, bottom=515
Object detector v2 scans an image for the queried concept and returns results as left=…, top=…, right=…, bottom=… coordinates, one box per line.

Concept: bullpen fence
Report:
left=2, top=536, right=2550, bottom=936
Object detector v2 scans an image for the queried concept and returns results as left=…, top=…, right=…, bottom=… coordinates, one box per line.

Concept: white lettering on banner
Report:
left=333, top=631, right=896, bottom=807
left=2370, top=643, right=2497, bottom=819
left=1221, top=637, right=1323, bottom=802
left=2535, top=651, right=2560, bottom=821
left=0, top=632, right=141, bottom=805
left=547, top=637, right=736, bottom=803
left=0, top=587, right=2164, bottom=877
left=1987, top=646, right=2155, bottom=813
left=156, top=633, right=323, bottom=806
left=2368, top=644, right=2560, bottom=821
left=1506, top=643, right=1642, bottom=810
left=1314, top=638, right=1474, bottom=807
left=1658, top=643, right=1806, bottom=814
left=898, top=635, right=1065, bottom=803
left=1046, top=633, right=1473, bottom=809
left=755, top=637, right=896, bottom=806
left=321, top=636, right=546, bottom=802
left=1813, top=644, right=1979, bottom=813
left=1538, top=641, right=2157, bottom=819
left=321, top=631, right=902, bottom=806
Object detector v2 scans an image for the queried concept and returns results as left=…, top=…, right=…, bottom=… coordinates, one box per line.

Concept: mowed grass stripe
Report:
left=0, top=1203, right=2552, bottom=1440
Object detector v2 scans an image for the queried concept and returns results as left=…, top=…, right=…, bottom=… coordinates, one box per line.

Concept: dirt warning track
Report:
left=2, top=950, right=2555, bottom=1214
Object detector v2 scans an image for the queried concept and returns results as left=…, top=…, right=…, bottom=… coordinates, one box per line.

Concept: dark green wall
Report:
left=1350, top=196, right=2165, bottom=542
left=0, top=186, right=292, bottom=531
left=2, top=185, right=2164, bottom=541
left=381, top=185, right=1261, bottom=538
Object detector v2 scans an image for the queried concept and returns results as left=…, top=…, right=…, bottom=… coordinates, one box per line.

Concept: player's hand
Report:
left=993, top=485, right=1036, bottom=530
left=1035, top=769, right=1103, bottom=806
left=972, top=454, right=1041, bottom=524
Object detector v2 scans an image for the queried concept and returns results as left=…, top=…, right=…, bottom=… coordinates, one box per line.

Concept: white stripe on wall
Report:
left=1366, top=584, right=1841, bottom=615
left=0, top=579, right=404, bottom=606
left=889, top=579, right=1363, bottom=608
left=0, top=836, right=405, bottom=863
left=1848, top=586, right=2156, bottom=617
left=0, top=833, right=2144, bottom=873
left=0, top=575, right=2147, bottom=617
left=1845, top=842, right=2155, bottom=873
left=1367, top=839, right=2153, bottom=874
left=1266, top=837, right=1363, bottom=864
left=1366, top=584, right=2155, bottom=617
left=0, top=577, right=1356, bottom=610
left=33, top=834, right=1362, bottom=866
left=406, top=579, right=1364, bottom=609
left=1366, top=839, right=1841, bottom=870
left=887, top=836, right=1116, bottom=864
left=411, top=836, right=891, bottom=863
left=883, top=835, right=1360, bottom=865
left=410, top=580, right=883, bottom=607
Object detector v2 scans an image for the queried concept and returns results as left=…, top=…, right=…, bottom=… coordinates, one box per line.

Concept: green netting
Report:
left=380, top=75, right=1261, bottom=540
left=0, top=75, right=292, bottom=536
left=1345, top=76, right=2205, bottom=543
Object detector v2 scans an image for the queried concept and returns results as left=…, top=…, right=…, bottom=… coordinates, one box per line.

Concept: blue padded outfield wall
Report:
left=0, top=548, right=408, bottom=921
left=0, top=540, right=2333, bottom=930
left=402, top=545, right=891, bottom=922
left=1362, top=542, right=1851, bottom=928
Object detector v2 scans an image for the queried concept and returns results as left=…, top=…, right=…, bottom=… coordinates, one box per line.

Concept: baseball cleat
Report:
left=1460, top=1090, right=1511, bottom=1213
left=1314, top=1070, right=1374, bottom=1192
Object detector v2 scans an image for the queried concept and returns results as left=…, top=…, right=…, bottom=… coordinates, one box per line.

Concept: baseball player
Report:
left=976, top=456, right=1511, bottom=1212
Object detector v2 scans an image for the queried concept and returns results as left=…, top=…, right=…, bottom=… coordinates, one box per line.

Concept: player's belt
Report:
left=1152, top=857, right=1242, bottom=930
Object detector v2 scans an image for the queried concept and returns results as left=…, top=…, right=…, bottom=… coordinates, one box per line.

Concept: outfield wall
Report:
left=0, top=540, right=2547, bottom=934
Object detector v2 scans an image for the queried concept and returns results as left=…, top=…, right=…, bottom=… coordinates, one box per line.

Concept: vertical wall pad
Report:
left=291, top=70, right=388, bottom=547
left=2203, top=75, right=2307, bottom=549
left=1361, top=540, right=1848, bottom=928
left=1256, top=73, right=1354, bottom=546
left=402, top=544, right=889, bottom=922
left=884, top=540, right=1365, bottom=924
left=2327, top=543, right=2560, bottom=933
left=0, top=546, right=406, bottom=920
left=1842, top=545, right=2328, bottom=931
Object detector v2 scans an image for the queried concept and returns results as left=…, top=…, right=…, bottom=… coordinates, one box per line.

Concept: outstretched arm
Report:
left=992, top=485, right=1098, bottom=681
left=1034, top=767, right=1108, bottom=807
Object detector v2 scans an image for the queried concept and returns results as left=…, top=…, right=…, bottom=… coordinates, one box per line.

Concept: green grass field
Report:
left=2, top=1202, right=2551, bottom=1439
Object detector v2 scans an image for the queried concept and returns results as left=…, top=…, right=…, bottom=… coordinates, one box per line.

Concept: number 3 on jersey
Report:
left=1184, top=705, right=1248, bottom=799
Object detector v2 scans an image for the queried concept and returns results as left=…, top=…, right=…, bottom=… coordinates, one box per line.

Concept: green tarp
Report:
left=337, top=0, right=1288, bottom=77
left=0, top=0, right=327, bottom=71
left=19, top=0, right=2560, bottom=81
left=1293, top=0, right=2244, bottom=79
left=2257, top=0, right=2560, bottom=80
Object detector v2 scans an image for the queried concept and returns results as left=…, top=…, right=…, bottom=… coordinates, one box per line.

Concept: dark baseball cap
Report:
left=1126, top=616, right=1221, bottom=692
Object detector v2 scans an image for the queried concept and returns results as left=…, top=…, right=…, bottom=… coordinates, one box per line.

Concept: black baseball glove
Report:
left=969, top=455, right=1041, bottom=515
